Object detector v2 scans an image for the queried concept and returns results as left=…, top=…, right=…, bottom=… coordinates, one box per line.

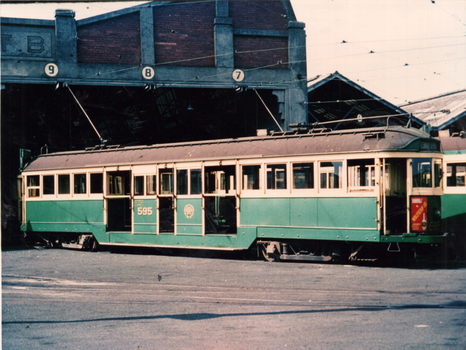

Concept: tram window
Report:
left=134, top=176, right=144, bottom=196
left=27, top=175, right=40, bottom=197
left=90, top=173, right=103, bottom=194
left=348, top=159, right=375, bottom=188
left=293, top=163, right=314, bottom=189
left=205, top=166, right=235, bottom=194
left=58, top=174, right=70, bottom=194
left=43, top=175, right=55, bottom=195
left=177, top=170, right=188, bottom=195
left=320, top=162, right=342, bottom=189
left=191, top=169, right=202, bottom=195
left=446, top=163, right=466, bottom=187
left=242, top=165, right=261, bottom=190
left=107, top=171, right=130, bottom=195
left=434, top=160, right=442, bottom=188
left=412, top=158, right=432, bottom=188
left=267, top=164, right=287, bottom=190
left=146, top=175, right=156, bottom=195
left=160, top=170, right=173, bottom=194
left=74, top=174, right=87, bottom=194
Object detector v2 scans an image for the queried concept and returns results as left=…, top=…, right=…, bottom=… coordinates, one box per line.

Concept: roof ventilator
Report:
left=363, top=131, right=386, bottom=141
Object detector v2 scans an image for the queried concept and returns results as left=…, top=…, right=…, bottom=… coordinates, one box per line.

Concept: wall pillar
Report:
left=55, top=10, right=77, bottom=63
left=286, top=21, right=308, bottom=127
left=214, top=1, right=233, bottom=68
left=140, top=7, right=155, bottom=65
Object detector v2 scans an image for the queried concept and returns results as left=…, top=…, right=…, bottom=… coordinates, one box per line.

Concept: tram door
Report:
left=204, top=165, right=237, bottom=235
left=381, top=159, right=407, bottom=234
left=159, top=169, right=175, bottom=233
left=106, top=170, right=132, bottom=232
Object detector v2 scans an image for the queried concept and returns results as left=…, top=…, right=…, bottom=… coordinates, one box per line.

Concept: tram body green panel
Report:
left=256, top=227, right=380, bottom=242
left=289, top=198, right=318, bottom=226
left=240, top=198, right=291, bottom=226
left=133, top=198, right=157, bottom=234
left=176, top=198, right=202, bottom=235
left=109, top=231, right=255, bottom=250
left=317, top=197, right=377, bottom=228
left=25, top=200, right=103, bottom=227
left=442, top=194, right=466, bottom=234
left=23, top=200, right=108, bottom=242
left=240, top=197, right=377, bottom=229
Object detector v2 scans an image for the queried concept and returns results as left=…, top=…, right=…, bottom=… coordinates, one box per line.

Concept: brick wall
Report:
left=153, top=2, right=215, bottom=67
left=231, top=1, right=289, bottom=69
left=75, top=1, right=290, bottom=69
left=229, top=1, right=289, bottom=30
left=77, top=12, right=141, bottom=65
left=234, top=36, right=288, bottom=69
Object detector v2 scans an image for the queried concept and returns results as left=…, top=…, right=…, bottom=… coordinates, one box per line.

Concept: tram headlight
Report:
left=433, top=208, right=441, bottom=220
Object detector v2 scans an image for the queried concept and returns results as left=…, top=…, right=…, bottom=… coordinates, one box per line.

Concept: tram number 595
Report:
left=137, top=207, right=153, bottom=216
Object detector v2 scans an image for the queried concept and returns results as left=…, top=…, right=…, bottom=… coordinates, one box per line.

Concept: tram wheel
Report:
left=89, top=237, right=99, bottom=252
left=260, top=245, right=280, bottom=262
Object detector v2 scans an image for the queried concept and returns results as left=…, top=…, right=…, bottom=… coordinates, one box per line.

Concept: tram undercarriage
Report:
left=257, top=239, right=443, bottom=264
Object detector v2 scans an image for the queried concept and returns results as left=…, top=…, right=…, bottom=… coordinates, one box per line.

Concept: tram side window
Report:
left=160, top=170, right=173, bottom=194
left=177, top=170, right=188, bottom=195
left=146, top=175, right=156, bottom=195
left=446, top=163, right=466, bottom=187
left=348, top=159, right=375, bottom=188
left=242, top=165, right=261, bottom=190
left=43, top=175, right=55, bottom=195
left=320, top=162, right=342, bottom=189
left=90, top=173, right=103, bottom=194
left=74, top=174, right=87, bottom=194
left=107, top=171, right=130, bottom=195
left=293, top=163, right=314, bottom=189
left=267, top=164, right=287, bottom=190
left=191, top=169, right=202, bottom=195
left=58, top=174, right=70, bottom=194
left=134, top=176, right=144, bottom=196
left=412, top=158, right=432, bottom=188
left=205, top=166, right=235, bottom=194
left=27, top=175, right=40, bottom=197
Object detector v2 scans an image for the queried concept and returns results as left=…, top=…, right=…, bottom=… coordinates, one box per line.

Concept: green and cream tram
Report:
left=19, top=126, right=445, bottom=261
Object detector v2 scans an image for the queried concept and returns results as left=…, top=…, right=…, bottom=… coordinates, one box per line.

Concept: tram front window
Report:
left=412, top=158, right=432, bottom=188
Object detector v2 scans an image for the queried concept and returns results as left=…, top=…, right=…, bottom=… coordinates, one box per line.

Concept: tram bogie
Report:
left=19, top=126, right=448, bottom=263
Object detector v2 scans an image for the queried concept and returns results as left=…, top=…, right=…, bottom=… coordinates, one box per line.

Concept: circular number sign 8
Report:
left=142, top=67, right=155, bottom=80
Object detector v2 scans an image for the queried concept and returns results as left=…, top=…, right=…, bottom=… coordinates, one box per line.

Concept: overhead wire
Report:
left=52, top=0, right=466, bottom=101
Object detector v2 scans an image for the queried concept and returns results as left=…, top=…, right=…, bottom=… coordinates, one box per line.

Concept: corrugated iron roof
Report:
left=22, top=126, right=436, bottom=172
left=306, top=72, right=424, bottom=129
left=400, top=90, right=466, bottom=131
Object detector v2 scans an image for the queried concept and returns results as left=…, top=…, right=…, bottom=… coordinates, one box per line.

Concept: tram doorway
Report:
left=159, top=169, right=175, bottom=233
left=204, top=165, right=237, bottom=234
left=106, top=171, right=132, bottom=232
left=382, top=159, right=407, bottom=234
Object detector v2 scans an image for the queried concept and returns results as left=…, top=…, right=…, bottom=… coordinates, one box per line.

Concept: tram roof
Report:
left=23, top=126, right=439, bottom=172
left=438, top=136, right=466, bottom=153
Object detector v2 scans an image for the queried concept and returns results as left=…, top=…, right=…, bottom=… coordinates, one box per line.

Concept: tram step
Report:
left=279, top=254, right=332, bottom=262
left=61, top=243, right=84, bottom=250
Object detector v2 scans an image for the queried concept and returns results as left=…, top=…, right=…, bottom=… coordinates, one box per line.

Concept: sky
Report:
left=2, top=0, right=466, bottom=105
